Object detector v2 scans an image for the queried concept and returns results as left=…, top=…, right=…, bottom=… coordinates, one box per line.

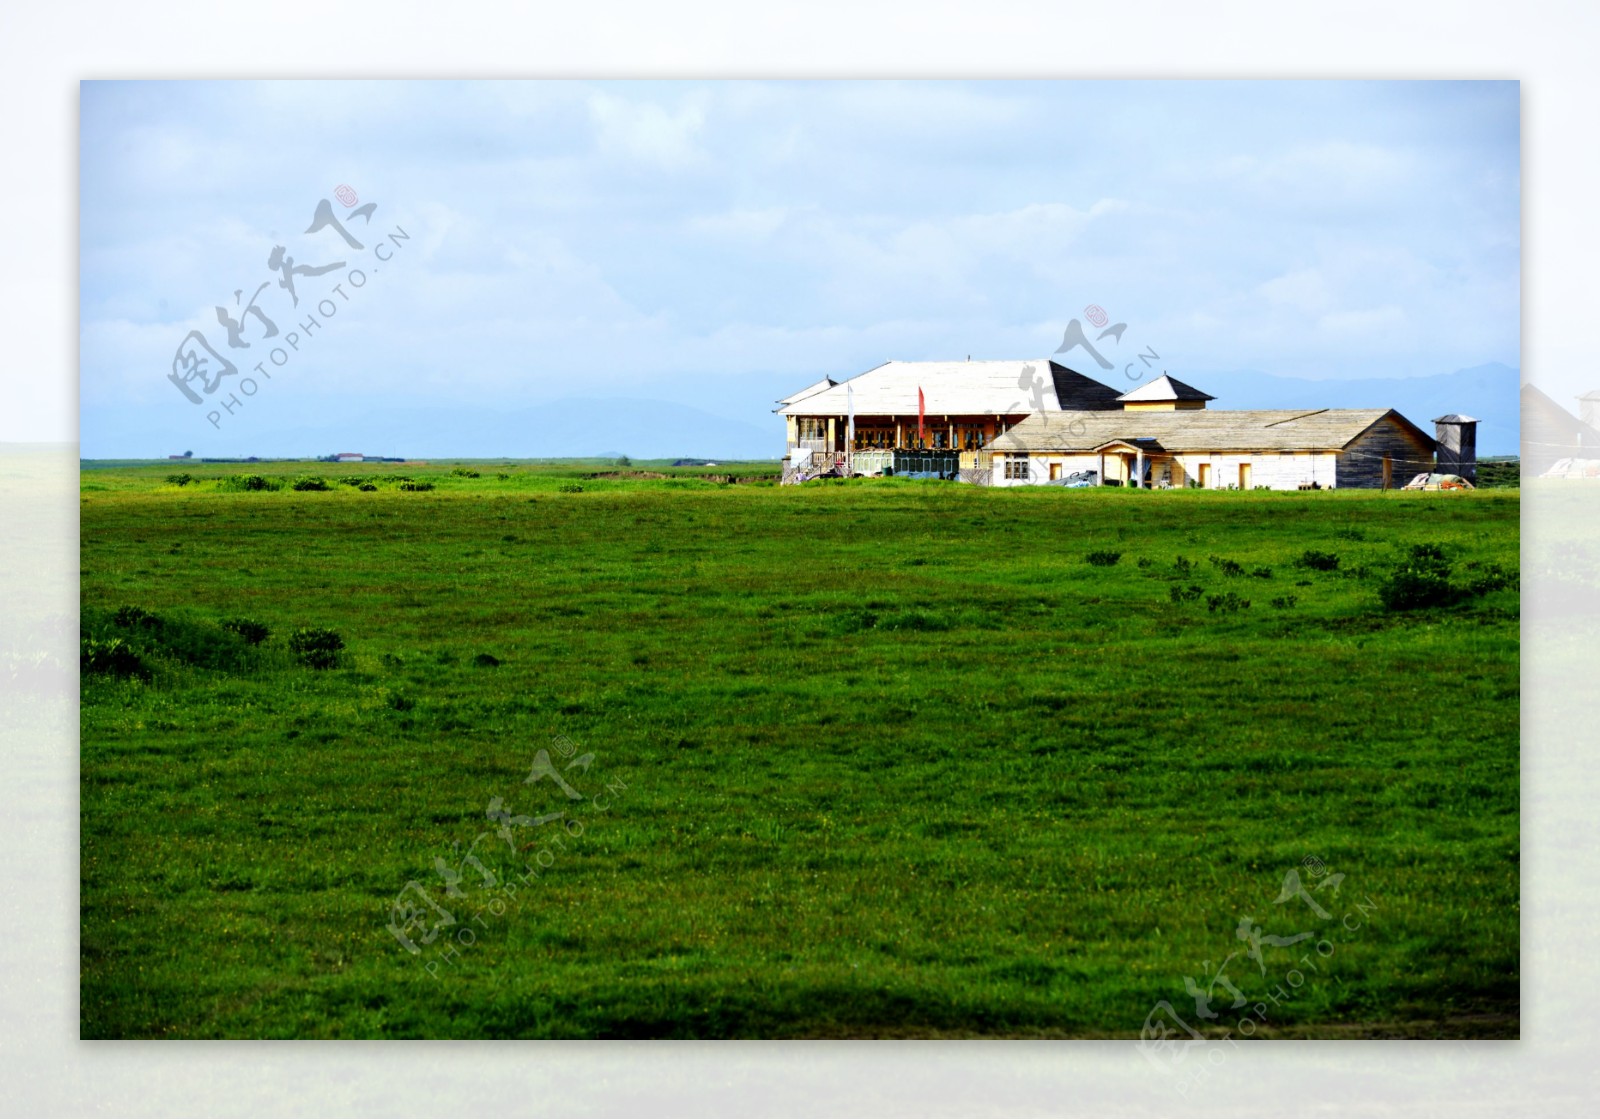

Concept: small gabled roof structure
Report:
left=1116, top=373, right=1215, bottom=404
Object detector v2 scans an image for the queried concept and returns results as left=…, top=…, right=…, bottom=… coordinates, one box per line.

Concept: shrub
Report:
left=1206, top=591, right=1250, bottom=613
left=1208, top=555, right=1244, bottom=578
left=1136, top=557, right=1154, bottom=569
left=472, top=652, right=502, bottom=668
left=1249, top=566, right=1273, bottom=580
left=1169, top=584, right=1204, bottom=604
left=558, top=483, right=584, bottom=494
left=291, top=476, right=330, bottom=491
left=112, top=605, right=163, bottom=630
left=287, top=627, right=345, bottom=669
left=1085, top=550, right=1122, bottom=567
left=496, top=473, right=510, bottom=481
left=1377, top=543, right=1456, bottom=611
left=1298, top=549, right=1340, bottom=572
left=452, top=468, right=481, bottom=478
left=358, top=483, right=377, bottom=492
left=165, top=473, right=193, bottom=487
left=399, top=481, right=435, bottom=492
left=1464, top=561, right=1518, bottom=596
left=337, top=476, right=366, bottom=487
left=80, top=637, right=147, bottom=679
left=228, top=474, right=280, bottom=492
left=1172, top=555, right=1194, bottom=577
left=1269, top=595, right=1298, bottom=609
left=220, top=617, right=270, bottom=645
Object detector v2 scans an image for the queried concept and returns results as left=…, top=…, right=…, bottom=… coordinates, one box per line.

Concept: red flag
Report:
left=918, top=386, right=926, bottom=444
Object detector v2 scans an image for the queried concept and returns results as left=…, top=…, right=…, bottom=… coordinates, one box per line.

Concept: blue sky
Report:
left=79, top=79, right=1520, bottom=457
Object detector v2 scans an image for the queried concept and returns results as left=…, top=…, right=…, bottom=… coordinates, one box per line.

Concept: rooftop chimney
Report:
left=1433, top=414, right=1478, bottom=483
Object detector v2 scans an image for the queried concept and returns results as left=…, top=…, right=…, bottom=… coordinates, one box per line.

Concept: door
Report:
left=1050, top=463, right=1062, bottom=481
left=1239, top=462, right=1252, bottom=489
left=1198, top=462, right=1211, bottom=488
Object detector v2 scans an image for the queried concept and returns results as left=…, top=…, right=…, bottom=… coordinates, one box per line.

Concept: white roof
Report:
left=779, top=360, right=1119, bottom=417
left=1116, top=373, right=1214, bottom=403
left=776, top=378, right=836, bottom=407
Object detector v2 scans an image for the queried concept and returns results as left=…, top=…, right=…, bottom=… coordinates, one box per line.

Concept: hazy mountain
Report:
left=84, top=363, right=1520, bottom=460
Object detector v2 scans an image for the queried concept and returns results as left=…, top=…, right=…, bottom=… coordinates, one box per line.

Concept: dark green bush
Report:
left=1206, top=592, right=1250, bottom=613
left=1086, top=550, right=1122, bottom=567
left=358, top=483, right=377, bottom=492
left=227, top=474, right=280, bottom=492
left=1208, top=555, right=1245, bottom=577
left=1136, top=557, right=1154, bottom=569
left=1298, top=549, right=1340, bottom=572
left=81, top=637, right=147, bottom=679
left=1464, top=561, right=1518, bottom=596
left=165, top=473, right=193, bottom=487
left=288, top=627, right=345, bottom=669
left=221, top=617, right=270, bottom=645
left=558, top=483, right=584, bottom=494
left=1249, top=566, right=1273, bottom=580
left=1169, top=584, right=1204, bottom=604
left=1172, top=555, right=1194, bottom=577
left=291, top=476, right=330, bottom=492
left=452, top=468, right=481, bottom=478
left=337, top=476, right=365, bottom=487
left=472, top=652, right=502, bottom=668
left=1377, top=543, right=1455, bottom=611
left=112, top=605, right=163, bottom=630
left=1269, top=595, right=1297, bottom=609
left=399, top=481, right=435, bottom=492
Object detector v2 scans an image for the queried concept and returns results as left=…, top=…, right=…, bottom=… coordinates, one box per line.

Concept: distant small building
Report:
left=334, top=452, right=366, bottom=461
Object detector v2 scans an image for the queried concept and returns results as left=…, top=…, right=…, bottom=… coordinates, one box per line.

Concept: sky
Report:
left=78, top=79, right=1522, bottom=458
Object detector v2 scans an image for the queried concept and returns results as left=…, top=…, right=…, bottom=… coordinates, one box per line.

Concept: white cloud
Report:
left=587, top=91, right=707, bottom=169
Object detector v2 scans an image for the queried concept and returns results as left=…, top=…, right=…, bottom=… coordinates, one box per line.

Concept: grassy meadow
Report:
left=79, top=460, right=1520, bottom=1038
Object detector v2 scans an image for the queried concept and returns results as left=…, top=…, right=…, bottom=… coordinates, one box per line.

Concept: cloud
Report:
left=587, top=91, right=707, bottom=169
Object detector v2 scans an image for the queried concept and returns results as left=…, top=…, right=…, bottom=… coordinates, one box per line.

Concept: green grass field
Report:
left=79, top=460, right=1520, bottom=1038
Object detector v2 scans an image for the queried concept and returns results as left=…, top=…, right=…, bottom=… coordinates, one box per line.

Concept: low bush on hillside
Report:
left=1169, top=584, right=1203, bottom=604
left=287, top=627, right=345, bottom=669
left=452, top=468, right=481, bottom=478
left=221, top=617, right=270, bottom=645
left=1206, top=591, right=1250, bottom=613
left=1085, top=550, right=1122, bottom=567
left=224, top=474, right=281, bottom=492
left=1297, top=549, right=1340, bottom=572
left=165, top=473, right=193, bottom=487
left=1377, top=543, right=1456, bottom=611
left=558, top=483, right=584, bottom=494
left=1209, top=555, right=1245, bottom=577
left=399, top=481, right=435, bottom=492
left=291, top=476, right=330, bottom=492
left=81, top=637, right=147, bottom=679
left=359, top=483, right=377, bottom=492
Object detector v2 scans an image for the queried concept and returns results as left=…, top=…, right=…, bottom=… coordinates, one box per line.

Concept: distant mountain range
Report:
left=84, top=362, right=1522, bottom=460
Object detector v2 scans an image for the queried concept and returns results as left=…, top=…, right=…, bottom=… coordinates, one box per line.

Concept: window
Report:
left=1005, top=454, right=1030, bottom=480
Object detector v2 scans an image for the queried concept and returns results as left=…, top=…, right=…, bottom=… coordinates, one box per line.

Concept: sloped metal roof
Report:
left=988, top=408, right=1436, bottom=453
left=777, top=360, right=1122, bottom=417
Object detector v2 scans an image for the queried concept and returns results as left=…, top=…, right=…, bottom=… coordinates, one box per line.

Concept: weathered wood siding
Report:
left=1337, top=418, right=1435, bottom=489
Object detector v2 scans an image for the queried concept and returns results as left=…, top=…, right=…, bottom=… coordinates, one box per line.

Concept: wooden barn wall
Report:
left=1337, top=421, right=1436, bottom=488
